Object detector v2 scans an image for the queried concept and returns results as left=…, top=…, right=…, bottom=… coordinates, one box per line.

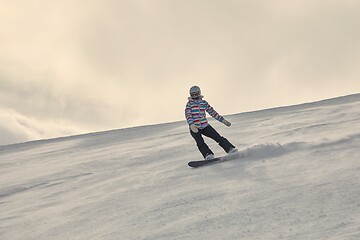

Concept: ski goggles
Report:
left=190, top=92, right=200, bottom=97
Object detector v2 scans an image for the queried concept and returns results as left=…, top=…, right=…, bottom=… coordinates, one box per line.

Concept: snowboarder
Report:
left=185, top=86, right=238, bottom=160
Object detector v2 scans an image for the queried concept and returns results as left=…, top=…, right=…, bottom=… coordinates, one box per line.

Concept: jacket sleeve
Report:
left=185, top=102, right=194, bottom=125
left=205, top=101, right=224, bottom=123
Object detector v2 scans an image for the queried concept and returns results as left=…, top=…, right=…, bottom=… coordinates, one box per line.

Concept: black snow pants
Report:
left=190, top=125, right=235, bottom=158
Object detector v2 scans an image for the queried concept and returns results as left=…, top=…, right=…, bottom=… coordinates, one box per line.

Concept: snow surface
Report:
left=1, top=94, right=360, bottom=240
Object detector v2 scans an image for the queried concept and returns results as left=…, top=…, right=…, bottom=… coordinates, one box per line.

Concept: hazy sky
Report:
left=1, top=0, right=360, bottom=145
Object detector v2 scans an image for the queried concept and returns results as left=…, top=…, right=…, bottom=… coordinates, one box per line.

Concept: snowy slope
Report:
left=1, top=94, right=360, bottom=240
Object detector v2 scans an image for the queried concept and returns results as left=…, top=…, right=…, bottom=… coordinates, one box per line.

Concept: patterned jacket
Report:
left=185, top=96, right=224, bottom=129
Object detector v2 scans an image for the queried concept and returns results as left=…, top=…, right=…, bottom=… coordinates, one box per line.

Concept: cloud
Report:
left=0, top=107, right=83, bottom=146
left=0, top=0, right=360, bottom=145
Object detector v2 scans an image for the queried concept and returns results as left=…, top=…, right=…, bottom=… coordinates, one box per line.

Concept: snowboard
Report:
left=188, top=157, right=224, bottom=168
left=188, top=152, right=240, bottom=168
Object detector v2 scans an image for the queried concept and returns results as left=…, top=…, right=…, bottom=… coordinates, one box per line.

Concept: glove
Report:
left=190, top=124, right=199, bottom=133
left=222, top=119, right=231, bottom=127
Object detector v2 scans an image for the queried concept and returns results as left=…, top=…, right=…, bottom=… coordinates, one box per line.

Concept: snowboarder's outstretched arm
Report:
left=205, top=101, right=224, bottom=122
left=205, top=101, right=231, bottom=127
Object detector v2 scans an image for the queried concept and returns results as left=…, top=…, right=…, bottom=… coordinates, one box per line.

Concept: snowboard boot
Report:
left=228, top=147, right=238, bottom=154
left=205, top=153, right=215, bottom=160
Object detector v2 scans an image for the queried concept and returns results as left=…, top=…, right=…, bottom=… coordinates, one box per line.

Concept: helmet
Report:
left=189, top=86, right=201, bottom=98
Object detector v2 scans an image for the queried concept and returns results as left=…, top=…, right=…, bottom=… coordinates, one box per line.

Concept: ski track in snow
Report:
left=0, top=94, right=360, bottom=239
